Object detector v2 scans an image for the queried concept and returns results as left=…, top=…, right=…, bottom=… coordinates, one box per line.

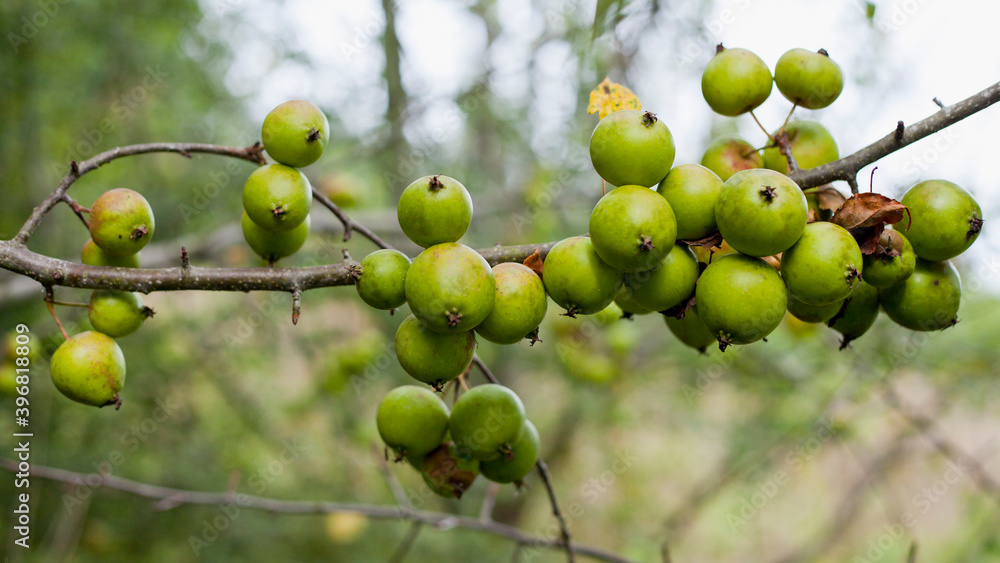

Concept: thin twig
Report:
left=387, top=522, right=424, bottom=563
left=0, top=459, right=635, bottom=563
left=472, top=355, right=500, bottom=384
left=291, top=289, right=302, bottom=325
left=62, top=194, right=90, bottom=230
left=790, top=80, right=1000, bottom=189
left=480, top=481, right=501, bottom=522
left=535, top=459, right=575, bottom=562
left=372, top=444, right=412, bottom=508
left=883, top=388, right=1000, bottom=509
left=312, top=188, right=391, bottom=249
left=14, top=142, right=265, bottom=245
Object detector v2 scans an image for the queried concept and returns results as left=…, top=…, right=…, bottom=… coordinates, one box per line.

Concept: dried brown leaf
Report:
left=523, top=249, right=544, bottom=279
left=831, top=192, right=909, bottom=230
left=680, top=231, right=724, bottom=251
left=814, top=185, right=848, bottom=212
left=830, top=192, right=910, bottom=255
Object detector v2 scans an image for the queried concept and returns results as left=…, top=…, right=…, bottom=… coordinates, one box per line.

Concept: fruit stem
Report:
left=49, top=300, right=88, bottom=308
left=44, top=291, right=70, bottom=341
left=780, top=103, right=797, bottom=132
left=748, top=110, right=775, bottom=142
left=715, top=43, right=725, bottom=55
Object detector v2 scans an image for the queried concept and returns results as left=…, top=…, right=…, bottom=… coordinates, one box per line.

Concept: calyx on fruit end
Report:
left=428, top=175, right=445, bottom=192
left=968, top=216, right=984, bottom=240
left=759, top=186, right=778, bottom=203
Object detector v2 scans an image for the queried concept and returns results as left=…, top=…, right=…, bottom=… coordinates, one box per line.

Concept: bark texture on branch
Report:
left=789, top=80, right=1000, bottom=189
left=0, top=240, right=555, bottom=294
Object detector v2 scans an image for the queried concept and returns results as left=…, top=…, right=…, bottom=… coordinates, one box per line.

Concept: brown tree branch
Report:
left=312, top=187, right=391, bottom=249
left=789, top=80, right=1000, bottom=189
left=0, top=459, right=635, bottom=563
left=0, top=240, right=553, bottom=294
left=14, top=142, right=266, bottom=245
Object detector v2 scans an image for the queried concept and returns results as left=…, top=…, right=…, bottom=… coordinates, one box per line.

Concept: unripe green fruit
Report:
left=356, top=249, right=411, bottom=310
left=614, top=286, right=654, bottom=316
left=657, top=164, right=724, bottom=240
left=481, top=420, right=539, bottom=485
left=82, top=238, right=140, bottom=268
left=695, top=254, right=786, bottom=348
left=787, top=294, right=842, bottom=323
left=763, top=121, right=839, bottom=175
left=774, top=48, right=844, bottom=110
left=397, top=175, right=473, bottom=248
left=50, top=331, right=126, bottom=408
left=0, top=363, right=16, bottom=396
left=592, top=302, right=625, bottom=325
left=879, top=259, right=960, bottom=331
left=261, top=100, right=330, bottom=168
left=242, top=163, right=312, bottom=233
left=475, top=263, right=547, bottom=345
left=394, top=315, right=476, bottom=388
left=898, top=180, right=983, bottom=261
left=421, top=442, right=480, bottom=499
left=701, top=46, right=773, bottom=117
left=701, top=136, right=763, bottom=181
left=715, top=169, right=808, bottom=257
left=862, top=229, right=916, bottom=288
left=589, top=185, right=677, bottom=273
left=665, top=308, right=717, bottom=353
left=450, top=384, right=526, bottom=461
left=828, top=281, right=879, bottom=347
left=404, top=243, right=495, bottom=333
left=542, top=236, right=623, bottom=316
left=589, top=110, right=675, bottom=187
left=781, top=222, right=863, bottom=305
left=88, top=290, right=150, bottom=338
left=376, top=385, right=450, bottom=459
left=626, top=244, right=699, bottom=312
left=241, top=211, right=310, bottom=263
left=88, top=188, right=155, bottom=257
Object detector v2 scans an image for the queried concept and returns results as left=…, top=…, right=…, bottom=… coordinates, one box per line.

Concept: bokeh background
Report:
left=2, top=0, right=1000, bottom=561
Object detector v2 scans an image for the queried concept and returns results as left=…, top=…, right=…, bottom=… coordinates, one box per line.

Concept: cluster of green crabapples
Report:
left=49, top=100, right=331, bottom=409
left=559, top=45, right=982, bottom=352
left=354, top=171, right=545, bottom=497
left=50, top=187, right=157, bottom=408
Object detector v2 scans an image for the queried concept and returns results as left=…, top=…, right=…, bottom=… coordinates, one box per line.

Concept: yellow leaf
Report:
left=587, top=77, right=641, bottom=119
